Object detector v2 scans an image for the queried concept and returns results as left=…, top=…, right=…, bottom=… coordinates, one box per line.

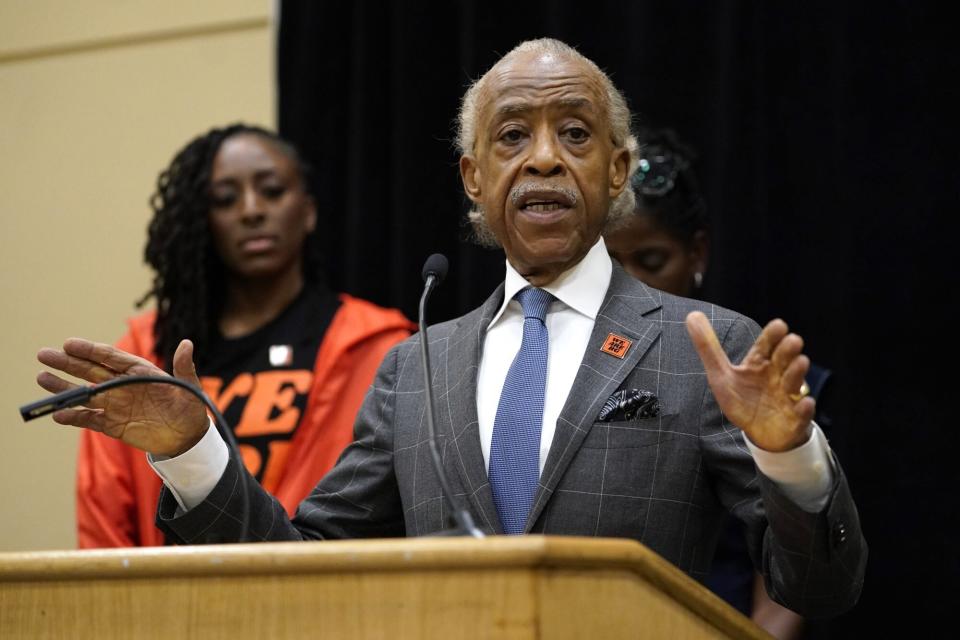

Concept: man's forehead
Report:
left=479, top=51, right=607, bottom=116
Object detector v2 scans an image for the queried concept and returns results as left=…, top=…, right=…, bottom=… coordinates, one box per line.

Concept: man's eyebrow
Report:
left=493, top=102, right=533, bottom=117
left=492, top=96, right=597, bottom=118
left=555, top=96, right=595, bottom=111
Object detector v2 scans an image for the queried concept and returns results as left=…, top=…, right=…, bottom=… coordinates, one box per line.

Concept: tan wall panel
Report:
left=0, top=21, right=274, bottom=551
left=0, top=0, right=270, bottom=56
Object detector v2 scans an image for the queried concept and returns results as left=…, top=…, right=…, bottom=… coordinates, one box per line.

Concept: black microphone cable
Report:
left=20, top=375, right=251, bottom=543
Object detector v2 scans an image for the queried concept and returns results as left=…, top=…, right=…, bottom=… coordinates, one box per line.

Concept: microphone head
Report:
left=421, top=253, right=449, bottom=284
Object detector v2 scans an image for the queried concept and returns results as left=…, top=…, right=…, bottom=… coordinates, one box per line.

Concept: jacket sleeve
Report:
left=700, top=314, right=867, bottom=619
left=156, top=343, right=408, bottom=543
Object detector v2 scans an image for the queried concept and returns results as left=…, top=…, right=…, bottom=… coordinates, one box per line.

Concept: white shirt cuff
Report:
left=147, top=418, right=230, bottom=513
left=746, top=422, right=835, bottom=513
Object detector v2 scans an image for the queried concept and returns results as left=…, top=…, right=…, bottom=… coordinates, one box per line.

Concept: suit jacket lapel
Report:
left=436, top=283, right=504, bottom=534
left=525, top=265, right=664, bottom=531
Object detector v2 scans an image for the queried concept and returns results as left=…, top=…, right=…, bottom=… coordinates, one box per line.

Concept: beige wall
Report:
left=0, top=0, right=275, bottom=550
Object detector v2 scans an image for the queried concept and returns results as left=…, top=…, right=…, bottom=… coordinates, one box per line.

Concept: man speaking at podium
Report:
left=36, top=39, right=865, bottom=619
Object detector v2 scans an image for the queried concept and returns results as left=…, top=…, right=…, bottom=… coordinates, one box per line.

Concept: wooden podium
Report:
left=0, top=536, right=769, bottom=639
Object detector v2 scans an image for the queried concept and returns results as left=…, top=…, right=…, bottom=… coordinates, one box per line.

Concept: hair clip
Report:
left=632, top=146, right=688, bottom=197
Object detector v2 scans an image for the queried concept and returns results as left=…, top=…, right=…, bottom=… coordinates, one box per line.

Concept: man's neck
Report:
left=491, top=236, right=612, bottom=328
left=509, top=247, right=595, bottom=288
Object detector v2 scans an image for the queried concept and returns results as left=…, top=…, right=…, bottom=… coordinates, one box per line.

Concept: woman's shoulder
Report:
left=117, top=308, right=159, bottom=360
left=335, top=293, right=416, bottom=334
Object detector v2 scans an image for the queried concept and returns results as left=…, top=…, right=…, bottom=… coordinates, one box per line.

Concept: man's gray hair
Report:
left=456, top=38, right=639, bottom=246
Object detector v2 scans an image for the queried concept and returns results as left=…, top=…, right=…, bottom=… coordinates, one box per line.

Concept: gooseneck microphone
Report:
left=419, top=254, right=484, bottom=538
left=20, top=375, right=251, bottom=543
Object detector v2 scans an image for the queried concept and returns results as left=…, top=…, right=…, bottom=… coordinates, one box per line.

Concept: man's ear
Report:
left=460, top=154, right=483, bottom=204
left=608, top=146, right=631, bottom=198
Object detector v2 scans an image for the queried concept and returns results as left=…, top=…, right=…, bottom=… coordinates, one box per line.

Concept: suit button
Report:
left=832, top=522, right=847, bottom=546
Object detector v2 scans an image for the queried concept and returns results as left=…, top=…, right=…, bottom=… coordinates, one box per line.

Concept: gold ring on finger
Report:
left=788, top=381, right=810, bottom=402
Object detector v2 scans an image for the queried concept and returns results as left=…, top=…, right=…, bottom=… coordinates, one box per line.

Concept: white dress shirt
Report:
left=477, top=236, right=612, bottom=475
left=151, top=236, right=834, bottom=514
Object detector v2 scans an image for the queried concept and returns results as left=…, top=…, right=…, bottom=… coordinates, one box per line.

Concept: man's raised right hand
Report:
left=36, top=338, right=209, bottom=457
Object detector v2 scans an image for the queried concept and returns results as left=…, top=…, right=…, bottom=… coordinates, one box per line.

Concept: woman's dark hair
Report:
left=139, top=123, right=321, bottom=369
left=630, top=127, right=709, bottom=246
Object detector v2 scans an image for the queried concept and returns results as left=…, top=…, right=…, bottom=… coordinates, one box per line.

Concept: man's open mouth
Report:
left=522, top=200, right=568, bottom=212
left=512, top=184, right=578, bottom=212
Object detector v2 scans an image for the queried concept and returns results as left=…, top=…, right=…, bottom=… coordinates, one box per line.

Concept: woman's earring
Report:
left=693, top=272, right=703, bottom=289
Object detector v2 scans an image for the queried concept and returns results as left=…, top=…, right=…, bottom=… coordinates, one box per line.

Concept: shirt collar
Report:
left=488, top=236, right=613, bottom=328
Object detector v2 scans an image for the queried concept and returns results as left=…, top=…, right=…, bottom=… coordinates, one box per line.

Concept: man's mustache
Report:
left=510, top=182, right=578, bottom=208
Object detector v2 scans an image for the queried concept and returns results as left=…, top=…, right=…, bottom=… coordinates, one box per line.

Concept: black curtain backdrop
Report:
left=278, top=1, right=956, bottom=633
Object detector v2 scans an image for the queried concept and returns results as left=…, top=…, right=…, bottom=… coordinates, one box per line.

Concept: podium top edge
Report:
left=0, top=536, right=664, bottom=580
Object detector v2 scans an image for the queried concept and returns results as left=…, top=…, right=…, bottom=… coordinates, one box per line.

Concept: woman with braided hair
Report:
left=76, top=124, right=415, bottom=547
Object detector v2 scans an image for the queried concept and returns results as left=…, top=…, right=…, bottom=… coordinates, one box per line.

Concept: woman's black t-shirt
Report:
left=198, top=286, right=340, bottom=485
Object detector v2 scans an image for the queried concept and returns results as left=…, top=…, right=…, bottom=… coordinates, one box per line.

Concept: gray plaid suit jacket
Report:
left=158, top=264, right=866, bottom=618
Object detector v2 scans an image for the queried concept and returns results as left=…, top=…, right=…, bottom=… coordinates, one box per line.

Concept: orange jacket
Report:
left=76, top=294, right=414, bottom=547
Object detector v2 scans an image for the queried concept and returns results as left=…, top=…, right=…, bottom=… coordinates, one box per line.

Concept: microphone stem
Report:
left=418, top=276, right=484, bottom=538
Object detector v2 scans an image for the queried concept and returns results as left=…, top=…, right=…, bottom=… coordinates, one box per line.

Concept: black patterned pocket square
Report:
left=597, top=389, right=660, bottom=422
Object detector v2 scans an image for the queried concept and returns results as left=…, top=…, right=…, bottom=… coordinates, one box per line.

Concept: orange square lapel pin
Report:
left=601, top=333, right=633, bottom=359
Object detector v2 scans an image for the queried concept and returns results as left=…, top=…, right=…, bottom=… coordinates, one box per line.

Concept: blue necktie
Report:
left=489, top=286, right=554, bottom=534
